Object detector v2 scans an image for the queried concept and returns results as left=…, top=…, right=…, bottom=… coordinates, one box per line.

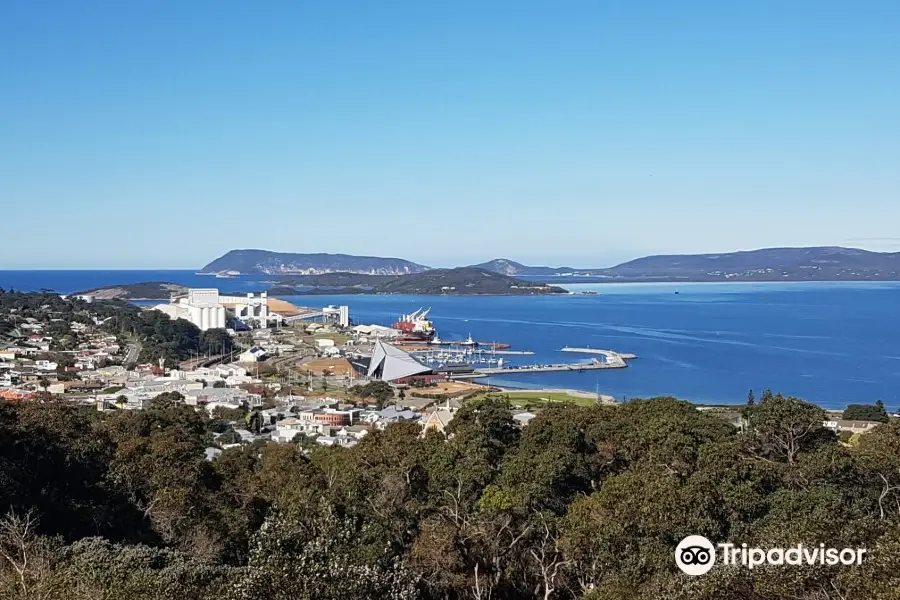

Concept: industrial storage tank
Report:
left=200, top=307, right=210, bottom=331
left=189, top=306, right=203, bottom=330
left=216, top=306, right=226, bottom=329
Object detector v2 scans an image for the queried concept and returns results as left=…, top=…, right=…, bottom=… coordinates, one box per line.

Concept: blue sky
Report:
left=2, top=1, right=898, bottom=269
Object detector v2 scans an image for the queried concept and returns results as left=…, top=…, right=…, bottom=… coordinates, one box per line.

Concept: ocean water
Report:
left=1, top=271, right=897, bottom=409
left=0, top=270, right=272, bottom=295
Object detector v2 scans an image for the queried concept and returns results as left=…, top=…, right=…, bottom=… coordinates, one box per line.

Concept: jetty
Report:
left=560, top=347, right=636, bottom=365
left=456, top=357, right=626, bottom=379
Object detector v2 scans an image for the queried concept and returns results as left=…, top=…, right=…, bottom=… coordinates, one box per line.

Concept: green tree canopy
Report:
left=843, top=402, right=889, bottom=423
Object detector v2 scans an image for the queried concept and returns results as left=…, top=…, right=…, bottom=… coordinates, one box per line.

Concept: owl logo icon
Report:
left=675, top=535, right=716, bottom=575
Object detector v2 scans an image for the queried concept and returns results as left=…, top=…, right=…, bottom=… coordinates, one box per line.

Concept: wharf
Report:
left=457, top=359, right=626, bottom=378
left=560, top=347, right=636, bottom=361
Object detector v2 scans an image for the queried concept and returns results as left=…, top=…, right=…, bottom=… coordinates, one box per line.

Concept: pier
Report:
left=447, top=347, right=636, bottom=379
left=457, top=358, right=627, bottom=378
left=560, top=347, right=636, bottom=365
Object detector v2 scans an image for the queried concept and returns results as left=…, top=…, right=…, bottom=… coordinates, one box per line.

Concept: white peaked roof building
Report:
left=367, top=340, right=431, bottom=382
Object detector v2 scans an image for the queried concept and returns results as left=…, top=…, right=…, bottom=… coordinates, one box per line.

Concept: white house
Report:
left=239, top=347, right=267, bottom=363
left=216, top=364, right=248, bottom=378
left=272, top=417, right=307, bottom=443
left=186, top=387, right=251, bottom=407
left=823, top=420, right=881, bottom=435
left=337, top=424, right=370, bottom=440
left=315, top=435, right=357, bottom=447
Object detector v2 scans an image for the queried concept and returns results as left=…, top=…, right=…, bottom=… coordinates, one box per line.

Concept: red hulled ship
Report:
left=392, top=308, right=437, bottom=341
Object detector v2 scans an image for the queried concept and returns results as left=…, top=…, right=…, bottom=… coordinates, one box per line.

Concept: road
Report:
left=124, top=342, right=142, bottom=366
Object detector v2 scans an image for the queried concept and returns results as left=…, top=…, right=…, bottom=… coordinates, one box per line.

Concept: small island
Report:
left=274, top=267, right=568, bottom=295
left=77, top=268, right=568, bottom=299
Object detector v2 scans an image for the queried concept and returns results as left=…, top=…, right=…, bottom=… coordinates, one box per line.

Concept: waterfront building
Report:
left=366, top=340, right=432, bottom=382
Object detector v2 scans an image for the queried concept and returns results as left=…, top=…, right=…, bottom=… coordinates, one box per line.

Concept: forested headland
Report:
left=2, top=392, right=900, bottom=599
left=0, top=289, right=233, bottom=366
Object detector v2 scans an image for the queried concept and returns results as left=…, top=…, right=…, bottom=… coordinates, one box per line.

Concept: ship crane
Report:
left=392, top=308, right=437, bottom=341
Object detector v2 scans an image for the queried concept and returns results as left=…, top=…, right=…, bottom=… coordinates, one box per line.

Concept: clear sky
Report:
left=2, top=1, right=898, bottom=269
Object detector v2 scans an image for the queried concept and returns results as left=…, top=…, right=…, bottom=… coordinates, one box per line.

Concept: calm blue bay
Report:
left=1, top=271, right=897, bottom=409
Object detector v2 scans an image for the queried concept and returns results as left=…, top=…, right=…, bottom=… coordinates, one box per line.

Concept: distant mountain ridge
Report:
left=604, top=246, right=900, bottom=281
left=471, top=247, right=900, bottom=281
left=203, top=246, right=900, bottom=282
left=202, top=250, right=429, bottom=276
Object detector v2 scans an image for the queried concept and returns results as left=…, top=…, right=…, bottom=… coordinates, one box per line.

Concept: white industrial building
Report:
left=152, top=288, right=227, bottom=331
left=352, top=324, right=399, bottom=338
left=152, top=288, right=285, bottom=331
left=221, top=291, right=279, bottom=327
left=152, top=288, right=345, bottom=331
left=323, top=305, right=350, bottom=327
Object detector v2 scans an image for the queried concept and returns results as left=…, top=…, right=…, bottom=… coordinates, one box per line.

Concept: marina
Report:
left=391, top=326, right=636, bottom=376
left=457, top=357, right=628, bottom=378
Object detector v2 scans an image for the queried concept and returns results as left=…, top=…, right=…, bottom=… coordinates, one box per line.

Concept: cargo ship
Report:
left=392, top=310, right=511, bottom=349
left=392, top=308, right=437, bottom=341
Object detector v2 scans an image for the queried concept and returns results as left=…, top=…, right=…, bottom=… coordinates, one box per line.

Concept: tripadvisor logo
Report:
left=675, top=535, right=867, bottom=576
left=676, top=535, right=716, bottom=575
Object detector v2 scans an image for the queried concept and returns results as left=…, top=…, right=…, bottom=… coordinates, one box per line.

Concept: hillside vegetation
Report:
left=272, top=268, right=568, bottom=295
left=372, top=267, right=567, bottom=294
left=3, top=392, right=900, bottom=598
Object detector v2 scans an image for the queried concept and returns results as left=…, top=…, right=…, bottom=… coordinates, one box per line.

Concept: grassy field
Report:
left=311, top=331, right=350, bottom=344
left=481, top=390, right=602, bottom=407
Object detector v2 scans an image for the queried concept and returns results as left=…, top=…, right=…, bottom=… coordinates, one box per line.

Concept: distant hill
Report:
left=472, top=258, right=611, bottom=276
left=471, top=259, right=573, bottom=276
left=202, top=250, right=429, bottom=275
left=476, top=247, right=900, bottom=282
left=604, top=246, right=900, bottom=281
